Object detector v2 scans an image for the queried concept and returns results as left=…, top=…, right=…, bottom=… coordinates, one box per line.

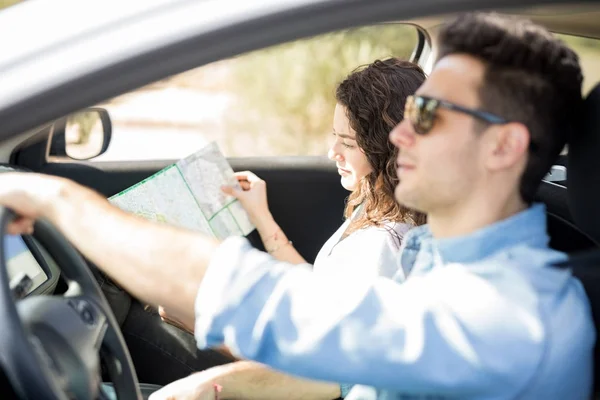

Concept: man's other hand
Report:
left=149, top=370, right=224, bottom=400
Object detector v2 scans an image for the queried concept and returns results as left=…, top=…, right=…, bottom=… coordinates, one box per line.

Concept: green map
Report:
left=109, top=142, right=255, bottom=240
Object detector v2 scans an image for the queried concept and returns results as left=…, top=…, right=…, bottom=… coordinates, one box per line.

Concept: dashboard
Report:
left=5, top=235, right=51, bottom=296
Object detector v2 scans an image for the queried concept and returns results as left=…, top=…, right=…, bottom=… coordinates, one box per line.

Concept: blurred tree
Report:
left=0, top=0, right=21, bottom=10
left=557, top=34, right=600, bottom=94
left=67, top=111, right=100, bottom=145
left=222, top=24, right=418, bottom=156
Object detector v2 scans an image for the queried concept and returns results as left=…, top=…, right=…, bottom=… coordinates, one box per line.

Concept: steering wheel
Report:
left=0, top=207, right=142, bottom=400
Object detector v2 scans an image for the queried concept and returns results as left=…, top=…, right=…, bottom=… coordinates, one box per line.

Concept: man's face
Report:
left=389, top=54, right=489, bottom=214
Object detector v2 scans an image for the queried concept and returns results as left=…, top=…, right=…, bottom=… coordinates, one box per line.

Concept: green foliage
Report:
left=67, top=111, right=100, bottom=144
left=0, top=0, right=21, bottom=10
left=559, top=34, right=600, bottom=50
left=556, top=34, right=600, bottom=94
left=223, top=24, right=418, bottom=155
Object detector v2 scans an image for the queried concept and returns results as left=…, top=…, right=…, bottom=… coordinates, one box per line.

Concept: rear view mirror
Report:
left=48, top=108, right=112, bottom=160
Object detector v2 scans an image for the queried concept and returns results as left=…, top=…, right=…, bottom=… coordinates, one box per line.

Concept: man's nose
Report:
left=389, top=120, right=416, bottom=149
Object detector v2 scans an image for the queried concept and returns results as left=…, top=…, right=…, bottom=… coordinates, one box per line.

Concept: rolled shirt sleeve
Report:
left=194, top=237, right=545, bottom=397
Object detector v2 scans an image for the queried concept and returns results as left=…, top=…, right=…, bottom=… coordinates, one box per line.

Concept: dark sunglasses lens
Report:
left=406, top=97, right=424, bottom=134
left=406, top=96, right=434, bottom=135
left=414, top=97, right=436, bottom=135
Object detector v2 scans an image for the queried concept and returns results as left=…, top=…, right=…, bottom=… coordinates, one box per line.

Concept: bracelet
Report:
left=262, top=227, right=282, bottom=243
left=267, top=240, right=293, bottom=254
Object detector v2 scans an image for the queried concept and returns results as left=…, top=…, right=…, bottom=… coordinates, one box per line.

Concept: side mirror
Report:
left=48, top=108, right=112, bottom=160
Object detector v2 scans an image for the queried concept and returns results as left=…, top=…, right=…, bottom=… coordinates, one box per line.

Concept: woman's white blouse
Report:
left=313, top=216, right=413, bottom=280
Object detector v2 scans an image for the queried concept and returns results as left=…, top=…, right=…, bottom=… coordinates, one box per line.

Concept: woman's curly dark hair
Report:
left=335, top=58, right=427, bottom=239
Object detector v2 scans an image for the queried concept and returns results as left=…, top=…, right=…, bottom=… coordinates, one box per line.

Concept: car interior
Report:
left=3, top=2, right=600, bottom=399
left=567, top=80, right=600, bottom=397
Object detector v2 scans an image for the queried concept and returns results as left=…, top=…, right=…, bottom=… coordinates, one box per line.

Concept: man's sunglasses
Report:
left=405, top=95, right=508, bottom=135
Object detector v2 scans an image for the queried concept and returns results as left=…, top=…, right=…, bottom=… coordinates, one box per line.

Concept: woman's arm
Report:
left=253, top=215, right=307, bottom=264
left=158, top=170, right=308, bottom=331
left=222, top=171, right=306, bottom=264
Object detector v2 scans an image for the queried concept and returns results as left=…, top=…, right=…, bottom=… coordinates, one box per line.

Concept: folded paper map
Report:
left=109, top=142, right=255, bottom=240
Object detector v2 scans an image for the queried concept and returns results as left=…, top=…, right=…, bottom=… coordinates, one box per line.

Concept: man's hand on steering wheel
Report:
left=0, top=172, right=142, bottom=399
left=0, top=172, right=65, bottom=235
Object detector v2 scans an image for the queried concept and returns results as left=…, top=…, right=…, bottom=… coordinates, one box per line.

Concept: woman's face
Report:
left=328, top=104, right=374, bottom=191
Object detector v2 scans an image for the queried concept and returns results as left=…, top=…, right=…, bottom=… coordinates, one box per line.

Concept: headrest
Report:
left=568, top=83, right=600, bottom=243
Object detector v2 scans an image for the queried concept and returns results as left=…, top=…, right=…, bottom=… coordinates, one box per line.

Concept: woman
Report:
left=222, top=58, right=426, bottom=276
left=152, top=58, right=427, bottom=400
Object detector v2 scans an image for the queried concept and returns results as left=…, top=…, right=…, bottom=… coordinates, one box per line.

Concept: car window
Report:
left=550, top=34, right=600, bottom=159
left=74, top=24, right=419, bottom=162
left=556, top=33, right=600, bottom=95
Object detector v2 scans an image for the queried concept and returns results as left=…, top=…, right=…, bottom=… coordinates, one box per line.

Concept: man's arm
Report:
left=1, top=173, right=216, bottom=329
left=0, top=173, right=542, bottom=396
left=194, top=238, right=545, bottom=396
left=216, top=361, right=341, bottom=400
left=151, top=361, right=341, bottom=400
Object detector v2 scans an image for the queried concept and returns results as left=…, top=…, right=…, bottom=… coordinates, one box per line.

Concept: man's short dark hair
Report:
left=437, top=12, right=583, bottom=203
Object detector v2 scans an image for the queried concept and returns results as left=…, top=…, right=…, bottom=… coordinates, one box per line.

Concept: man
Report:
left=0, top=12, right=594, bottom=400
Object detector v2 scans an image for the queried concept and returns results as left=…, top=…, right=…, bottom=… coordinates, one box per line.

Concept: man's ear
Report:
left=485, top=123, right=530, bottom=171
